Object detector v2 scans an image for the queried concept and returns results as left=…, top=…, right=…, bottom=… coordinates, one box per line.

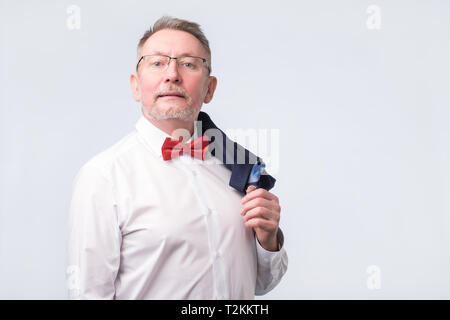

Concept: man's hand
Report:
left=240, top=185, right=281, bottom=251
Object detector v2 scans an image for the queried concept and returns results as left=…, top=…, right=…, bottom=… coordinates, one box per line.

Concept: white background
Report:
left=1, top=0, right=449, bottom=299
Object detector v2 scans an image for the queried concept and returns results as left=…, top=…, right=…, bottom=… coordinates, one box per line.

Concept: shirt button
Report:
left=191, top=170, right=197, bottom=177
left=205, top=208, right=212, bottom=216
left=215, top=251, right=221, bottom=257
left=264, top=258, right=270, bottom=263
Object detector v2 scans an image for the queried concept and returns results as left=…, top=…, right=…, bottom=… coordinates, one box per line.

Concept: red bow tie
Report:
left=161, top=136, right=210, bottom=161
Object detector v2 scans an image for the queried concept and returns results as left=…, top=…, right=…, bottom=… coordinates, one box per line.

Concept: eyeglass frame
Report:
left=136, top=54, right=211, bottom=74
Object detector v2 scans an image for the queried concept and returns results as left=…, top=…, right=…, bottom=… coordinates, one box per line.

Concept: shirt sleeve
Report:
left=66, top=164, right=122, bottom=299
left=254, top=228, right=288, bottom=296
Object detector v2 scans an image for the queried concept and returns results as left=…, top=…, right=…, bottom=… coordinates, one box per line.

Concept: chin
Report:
left=146, top=104, right=197, bottom=121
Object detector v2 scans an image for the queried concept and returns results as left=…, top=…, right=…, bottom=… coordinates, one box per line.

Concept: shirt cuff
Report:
left=255, top=228, right=285, bottom=269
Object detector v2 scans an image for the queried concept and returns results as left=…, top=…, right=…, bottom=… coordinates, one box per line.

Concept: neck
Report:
left=142, top=112, right=198, bottom=138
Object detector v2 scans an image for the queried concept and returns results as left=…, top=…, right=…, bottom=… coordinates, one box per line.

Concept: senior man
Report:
left=67, top=16, right=288, bottom=299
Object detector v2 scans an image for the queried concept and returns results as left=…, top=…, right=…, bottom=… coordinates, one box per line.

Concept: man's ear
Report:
left=130, top=73, right=141, bottom=102
left=203, top=76, right=217, bottom=104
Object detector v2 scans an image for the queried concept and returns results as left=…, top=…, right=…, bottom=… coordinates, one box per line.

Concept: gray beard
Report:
left=144, top=104, right=199, bottom=121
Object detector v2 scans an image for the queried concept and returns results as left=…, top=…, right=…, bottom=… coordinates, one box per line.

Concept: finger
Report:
left=242, top=206, right=279, bottom=223
left=246, top=185, right=257, bottom=194
left=244, top=217, right=277, bottom=231
left=240, top=197, right=279, bottom=216
left=242, top=187, right=278, bottom=204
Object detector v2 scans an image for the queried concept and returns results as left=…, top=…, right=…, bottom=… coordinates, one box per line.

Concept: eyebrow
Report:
left=146, top=51, right=201, bottom=57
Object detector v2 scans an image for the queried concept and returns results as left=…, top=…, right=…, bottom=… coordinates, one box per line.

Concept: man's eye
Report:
left=183, top=62, right=198, bottom=69
left=148, top=58, right=166, bottom=67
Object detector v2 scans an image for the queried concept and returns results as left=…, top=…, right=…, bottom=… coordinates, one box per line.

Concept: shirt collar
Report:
left=135, top=116, right=200, bottom=159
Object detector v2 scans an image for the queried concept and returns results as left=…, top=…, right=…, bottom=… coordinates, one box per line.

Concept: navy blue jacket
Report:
left=196, top=111, right=276, bottom=194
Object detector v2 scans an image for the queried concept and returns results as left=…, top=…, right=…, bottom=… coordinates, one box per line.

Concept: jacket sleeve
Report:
left=66, top=164, right=122, bottom=299
left=254, top=228, right=288, bottom=295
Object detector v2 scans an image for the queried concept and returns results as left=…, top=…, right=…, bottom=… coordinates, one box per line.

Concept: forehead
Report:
left=141, top=29, right=206, bottom=57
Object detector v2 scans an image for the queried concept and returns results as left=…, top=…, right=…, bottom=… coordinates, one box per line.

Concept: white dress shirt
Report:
left=66, top=115, right=288, bottom=299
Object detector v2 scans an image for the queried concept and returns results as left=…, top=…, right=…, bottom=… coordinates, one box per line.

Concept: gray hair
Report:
left=137, top=16, right=212, bottom=74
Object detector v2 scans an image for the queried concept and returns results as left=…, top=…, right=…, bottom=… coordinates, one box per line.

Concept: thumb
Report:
left=246, top=185, right=257, bottom=194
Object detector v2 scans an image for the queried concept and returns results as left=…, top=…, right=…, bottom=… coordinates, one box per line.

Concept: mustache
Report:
left=154, top=85, right=189, bottom=100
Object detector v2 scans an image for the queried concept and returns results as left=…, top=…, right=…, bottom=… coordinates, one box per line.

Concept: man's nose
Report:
left=164, top=59, right=181, bottom=83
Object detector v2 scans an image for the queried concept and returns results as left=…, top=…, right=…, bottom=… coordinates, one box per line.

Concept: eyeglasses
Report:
left=136, top=54, right=210, bottom=74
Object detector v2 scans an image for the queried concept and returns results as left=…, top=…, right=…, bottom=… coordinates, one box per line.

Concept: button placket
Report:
left=204, top=207, right=212, bottom=217
left=182, top=163, right=228, bottom=298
